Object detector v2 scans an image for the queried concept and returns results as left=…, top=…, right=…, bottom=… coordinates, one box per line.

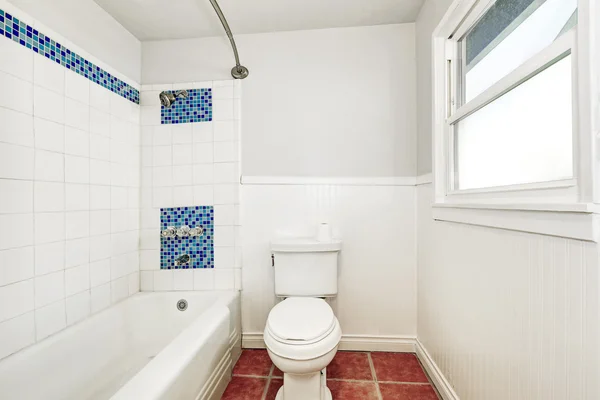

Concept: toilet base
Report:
left=275, top=386, right=332, bottom=400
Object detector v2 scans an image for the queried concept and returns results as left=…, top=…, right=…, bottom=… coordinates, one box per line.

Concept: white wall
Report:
left=0, top=4, right=140, bottom=361
left=142, top=24, right=417, bottom=177
left=141, top=24, right=420, bottom=342
left=242, top=183, right=417, bottom=340
left=415, top=0, right=454, bottom=175
left=417, top=183, right=600, bottom=399
left=138, top=81, right=242, bottom=292
left=7, top=0, right=142, bottom=83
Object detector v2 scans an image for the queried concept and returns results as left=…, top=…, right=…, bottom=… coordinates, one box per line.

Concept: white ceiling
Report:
left=92, top=0, right=425, bottom=41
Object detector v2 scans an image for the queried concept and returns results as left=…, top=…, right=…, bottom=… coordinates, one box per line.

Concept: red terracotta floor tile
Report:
left=272, top=365, right=283, bottom=378
left=233, top=349, right=273, bottom=377
left=265, top=378, right=284, bottom=400
left=327, top=380, right=379, bottom=400
left=379, top=383, right=439, bottom=400
left=327, top=351, right=373, bottom=381
left=221, top=377, right=267, bottom=400
left=371, top=352, right=429, bottom=383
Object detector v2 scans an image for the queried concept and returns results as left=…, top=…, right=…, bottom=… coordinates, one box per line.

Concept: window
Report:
left=431, top=0, right=599, bottom=240
left=440, top=0, right=579, bottom=193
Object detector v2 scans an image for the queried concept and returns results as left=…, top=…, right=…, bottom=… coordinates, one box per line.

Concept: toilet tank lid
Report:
left=271, top=238, right=342, bottom=253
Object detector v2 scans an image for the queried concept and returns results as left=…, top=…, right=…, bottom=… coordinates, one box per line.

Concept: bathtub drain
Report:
left=177, top=299, right=188, bottom=311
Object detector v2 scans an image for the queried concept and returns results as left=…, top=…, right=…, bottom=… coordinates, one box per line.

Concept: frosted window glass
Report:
left=455, top=55, right=572, bottom=190
left=463, top=0, right=577, bottom=102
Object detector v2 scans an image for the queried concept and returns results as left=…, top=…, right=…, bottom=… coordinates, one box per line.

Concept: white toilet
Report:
left=264, top=238, right=342, bottom=400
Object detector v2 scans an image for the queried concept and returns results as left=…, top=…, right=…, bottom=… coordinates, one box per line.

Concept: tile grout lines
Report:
left=368, top=352, right=383, bottom=400
left=260, top=364, right=275, bottom=400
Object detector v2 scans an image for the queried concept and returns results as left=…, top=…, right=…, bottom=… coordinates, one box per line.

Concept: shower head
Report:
left=159, top=90, right=188, bottom=108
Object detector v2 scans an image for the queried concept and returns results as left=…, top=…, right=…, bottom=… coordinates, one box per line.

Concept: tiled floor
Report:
left=221, top=350, right=440, bottom=400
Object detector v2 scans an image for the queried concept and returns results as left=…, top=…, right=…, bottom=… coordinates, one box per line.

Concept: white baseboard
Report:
left=415, top=339, right=460, bottom=400
left=242, top=332, right=416, bottom=353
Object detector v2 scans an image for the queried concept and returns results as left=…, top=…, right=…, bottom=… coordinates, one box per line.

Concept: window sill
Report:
left=431, top=203, right=599, bottom=242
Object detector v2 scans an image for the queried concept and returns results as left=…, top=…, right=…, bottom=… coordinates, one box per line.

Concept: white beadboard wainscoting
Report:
left=241, top=180, right=418, bottom=350
left=417, top=183, right=600, bottom=400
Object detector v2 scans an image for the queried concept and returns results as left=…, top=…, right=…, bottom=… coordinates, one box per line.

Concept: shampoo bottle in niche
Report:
left=317, top=222, right=333, bottom=242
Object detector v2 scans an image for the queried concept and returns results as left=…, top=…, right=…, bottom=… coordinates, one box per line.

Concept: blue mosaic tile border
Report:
left=160, top=206, right=214, bottom=269
left=161, top=88, right=212, bottom=124
left=0, top=8, right=139, bottom=104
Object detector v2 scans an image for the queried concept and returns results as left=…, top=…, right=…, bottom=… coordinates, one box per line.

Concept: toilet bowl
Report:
left=264, top=297, right=342, bottom=400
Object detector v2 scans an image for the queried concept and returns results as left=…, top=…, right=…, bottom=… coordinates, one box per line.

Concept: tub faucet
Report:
left=175, top=254, right=191, bottom=267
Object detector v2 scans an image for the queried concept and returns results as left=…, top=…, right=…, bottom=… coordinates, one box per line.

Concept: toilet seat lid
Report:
left=266, top=298, right=336, bottom=344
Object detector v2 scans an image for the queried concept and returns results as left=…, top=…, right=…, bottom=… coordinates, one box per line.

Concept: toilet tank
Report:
left=270, top=238, right=342, bottom=297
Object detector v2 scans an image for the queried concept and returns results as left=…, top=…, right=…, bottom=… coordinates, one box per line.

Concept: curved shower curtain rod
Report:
left=208, top=0, right=249, bottom=79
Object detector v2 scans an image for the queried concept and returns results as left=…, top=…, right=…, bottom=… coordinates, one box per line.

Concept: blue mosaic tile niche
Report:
left=0, top=8, right=139, bottom=104
left=160, top=206, right=214, bottom=269
left=161, top=88, right=212, bottom=124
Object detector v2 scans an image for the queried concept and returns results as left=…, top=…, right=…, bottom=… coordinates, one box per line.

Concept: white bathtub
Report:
left=0, top=291, right=240, bottom=400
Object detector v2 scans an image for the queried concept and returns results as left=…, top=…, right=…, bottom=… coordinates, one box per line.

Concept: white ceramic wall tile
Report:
left=65, top=290, right=90, bottom=326
left=34, top=182, right=64, bottom=212
left=138, top=82, right=241, bottom=292
left=0, top=213, right=33, bottom=250
left=65, top=72, right=90, bottom=104
left=0, top=72, right=33, bottom=115
left=0, top=107, right=34, bottom=147
left=65, top=264, right=90, bottom=297
left=65, top=211, right=90, bottom=239
left=171, top=124, right=192, bottom=144
left=0, top=180, right=33, bottom=214
left=173, top=270, right=194, bottom=290
left=173, top=186, right=194, bottom=207
left=0, top=143, right=34, bottom=180
left=33, top=117, right=63, bottom=153
left=34, top=242, right=65, bottom=276
left=65, top=184, right=90, bottom=211
left=34, top=271, right=64, bottom=308
left=65, top=156, right=89, bottom=184
left=34, top=212, right=64, bottom=245
left=193, top=143, right=213, bottom=164
left=90, top=283, right=111, bottom=314
left=192, top=164, right=213, bottom=185
left=140, top=271, right=154, bottom=291
left=0, top=37, right=33, bottom=82
left=34, top=150, right=64, bottom=182
left=89, top=235, right=111, bottom=262
left=193, top=269, right=214, bottom=290
left=192, top=123, right=213, bottom=143
left=0, top=31, right=142, bottom=356
left=0, top=247, right=34, bottom=286
left=90, top=134, right=110, bottom=161
left=33, top=86, right=64, bottom=123
left=215, top=246, right=235, bottom=269
left=153, top=270, right=174, bottom=291
left=172, top=144, right=193, bottom=165
left=64, top=99, right=89, bottom=131
left=89, top=84, right=110, bottom=113
left=0, top=279, right=34, bottom=324
left=33, top=56, right=64, bottom=95
left=35, top=300, right=66, bottom=341
left=64, top=127, right=89, bottom=157
left=110, top=276, right=129, bottom=303
left=65, top=238, right=89, bottom=269
left=193, top=185, right=214, bottom=205
left=214, top=269, right=235, bottom=290
left=172, top=166, right=193, bottom=186
left=90, top=108, right=110, bottom=137
left=0, top=312, right=35, bottom=360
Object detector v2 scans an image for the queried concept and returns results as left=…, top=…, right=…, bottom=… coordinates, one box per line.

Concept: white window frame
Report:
left=431, top=0, right=600, bottom=241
